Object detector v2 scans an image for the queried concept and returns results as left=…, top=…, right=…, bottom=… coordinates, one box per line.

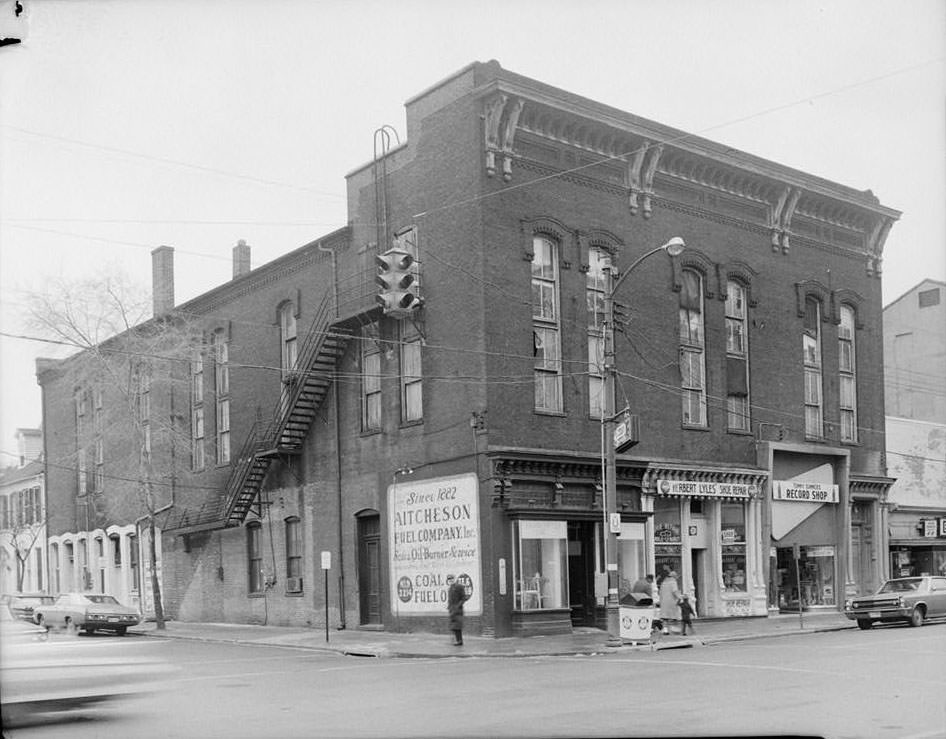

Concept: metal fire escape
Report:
left=221, top=293, right=351, bottom=526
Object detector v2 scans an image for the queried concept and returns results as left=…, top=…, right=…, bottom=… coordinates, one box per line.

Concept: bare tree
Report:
left=2, top=520, right=44, bottom=592
left=27, top=271, right=202, bottom=629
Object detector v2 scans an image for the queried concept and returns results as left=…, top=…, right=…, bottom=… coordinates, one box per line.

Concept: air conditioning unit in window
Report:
left=286, top=577, right=303, bottom=593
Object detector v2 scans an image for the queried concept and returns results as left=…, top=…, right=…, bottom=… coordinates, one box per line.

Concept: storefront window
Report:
left=654, top=498, right=681, bottom=584
left=721, top=503, right=747, bottom=592
left=617, top=522, right=646, bottom=601
left=776, top=545, right=836, bottom=609
left=515, top=520, right=568, bottom=610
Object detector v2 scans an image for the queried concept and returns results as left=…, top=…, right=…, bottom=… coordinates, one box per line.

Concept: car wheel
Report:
left=856, top=619, right=873, bottom=630
left=85, top=627, right=96, bottom=635
left=115, top=626, right=127, bottom=636
left=36, top=614, right=48, bottom=631
left=910, top=606, right=925, bottom=627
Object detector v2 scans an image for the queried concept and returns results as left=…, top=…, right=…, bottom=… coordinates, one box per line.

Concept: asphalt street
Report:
left=7, top=623, right=945, bottom=739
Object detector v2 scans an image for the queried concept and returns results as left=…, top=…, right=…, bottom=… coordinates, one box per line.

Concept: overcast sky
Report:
left=1, top=0, right=944, bottom=459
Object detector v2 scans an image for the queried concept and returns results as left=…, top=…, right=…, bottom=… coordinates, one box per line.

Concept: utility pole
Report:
left=602, top=237, right=685, bottom=646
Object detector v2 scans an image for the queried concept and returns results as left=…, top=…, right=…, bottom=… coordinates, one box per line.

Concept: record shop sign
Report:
left=657, top=479, right=756, bottom=499
left=389, top=472, right=482, bottom=616
left=772, top=481, right=839, bottom=503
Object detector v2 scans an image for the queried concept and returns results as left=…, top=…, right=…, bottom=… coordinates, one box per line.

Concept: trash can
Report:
left=619, top=593, right=656, bottom=643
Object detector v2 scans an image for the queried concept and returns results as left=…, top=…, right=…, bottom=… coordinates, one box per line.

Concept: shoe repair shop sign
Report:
left=389, top=472, right=482, bottom=616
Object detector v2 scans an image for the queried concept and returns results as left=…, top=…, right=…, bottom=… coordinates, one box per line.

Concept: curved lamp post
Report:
left=602, top=237, right=685, bottom=646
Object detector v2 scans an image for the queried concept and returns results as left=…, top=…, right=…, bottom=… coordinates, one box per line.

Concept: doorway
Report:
left=357, top=512, right=382, bottom=625
left=690, top=549, right=706, bottom=617
left=567, top=521, right=597, bottom=627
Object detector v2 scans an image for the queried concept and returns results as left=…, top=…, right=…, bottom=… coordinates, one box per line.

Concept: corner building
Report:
left=39, top=61, right=900, bottom=636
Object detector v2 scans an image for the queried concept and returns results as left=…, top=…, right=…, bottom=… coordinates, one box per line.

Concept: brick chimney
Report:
left=151, top=245, right=175, bottom=316
left=233, top=239, right=251, bottom=279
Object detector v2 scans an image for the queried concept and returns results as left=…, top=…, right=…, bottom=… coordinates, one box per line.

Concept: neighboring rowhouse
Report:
left=883, top=280, right=946, bottom=577
left=39, top=61, right=900, bottom=636
left=0, top=428, right=46, bottom=594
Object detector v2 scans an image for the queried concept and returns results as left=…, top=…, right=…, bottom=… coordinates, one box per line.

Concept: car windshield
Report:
left=878, top=579, right=922, bottom=593
left=83, top=595, right=120, bottom=605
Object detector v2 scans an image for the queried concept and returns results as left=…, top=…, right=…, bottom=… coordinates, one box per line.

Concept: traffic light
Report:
left=375, top=248, right=420, bottom=317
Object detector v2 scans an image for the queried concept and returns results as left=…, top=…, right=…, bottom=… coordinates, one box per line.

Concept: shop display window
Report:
left=515, top=520, right=568, bottom=610
left=776, top=545, right=836, bottom=609
left=721, top=503, right=747, bottom=592
left=654, top=498, right=682, bottom=585
left=617, top=523, right=646, bottom=601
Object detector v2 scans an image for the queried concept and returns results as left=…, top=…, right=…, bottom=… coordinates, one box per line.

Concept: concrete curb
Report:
left=130, top=619, right=857, bottom=659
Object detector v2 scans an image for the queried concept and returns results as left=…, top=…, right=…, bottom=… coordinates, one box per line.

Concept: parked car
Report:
left=0, top=593, right=56, bottom=622
left=844, top=576, right=946, bottom=629
left=33, top=593, right=141, bottom=636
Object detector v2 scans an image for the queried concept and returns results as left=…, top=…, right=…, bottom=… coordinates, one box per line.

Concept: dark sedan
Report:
left=845, top=576, right=946, bottom=629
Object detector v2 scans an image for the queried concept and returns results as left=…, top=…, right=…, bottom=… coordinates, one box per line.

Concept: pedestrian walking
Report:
left=446, top=575, right=469, bottom=646
left=679, top=594, right=695, bottom=635
left=658, top=569, right=681, bottom=634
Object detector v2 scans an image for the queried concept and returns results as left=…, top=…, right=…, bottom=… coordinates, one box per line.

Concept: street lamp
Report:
left=602, top=236, right=685, bottom=646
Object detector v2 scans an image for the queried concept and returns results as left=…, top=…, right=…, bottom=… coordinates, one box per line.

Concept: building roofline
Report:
left=883, top=278, right=946, bottom=311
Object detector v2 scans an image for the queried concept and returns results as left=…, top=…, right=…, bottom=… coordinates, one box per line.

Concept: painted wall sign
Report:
left=389, top=473, right=481, bottom=616
left=772, top=481, right=839, bottom=503
left=657, top=479, right=756, bottom=499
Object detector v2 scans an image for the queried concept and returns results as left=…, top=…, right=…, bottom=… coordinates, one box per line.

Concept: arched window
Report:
left=838, top=305, right=857, bottom=443
left=532, top=235, right=562, bottom=413
left=679, top=269, right=706, bottom=426
left=586, top=247, right=611, bottom=418
left=725, top=280, right=750, bottom=431
left=803, top=296, right=824, bottom=439
left=247, top=522, right=263, bottom=594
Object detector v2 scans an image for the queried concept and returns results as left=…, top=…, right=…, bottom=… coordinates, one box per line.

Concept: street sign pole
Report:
left=321, top=551, right=331, bottom=642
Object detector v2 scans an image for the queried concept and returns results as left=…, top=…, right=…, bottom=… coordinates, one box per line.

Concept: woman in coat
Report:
left=658, top=570, right=682, bottom=634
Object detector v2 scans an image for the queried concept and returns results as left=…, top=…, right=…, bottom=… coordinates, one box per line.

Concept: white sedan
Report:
left=34, top=593, right=141, bottom=636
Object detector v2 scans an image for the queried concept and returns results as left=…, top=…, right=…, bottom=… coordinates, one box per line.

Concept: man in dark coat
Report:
left=446, top=575, right=469, bottom=646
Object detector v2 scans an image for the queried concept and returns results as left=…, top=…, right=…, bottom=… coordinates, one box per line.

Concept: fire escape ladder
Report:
left=223, top=293, right=351, bottom=526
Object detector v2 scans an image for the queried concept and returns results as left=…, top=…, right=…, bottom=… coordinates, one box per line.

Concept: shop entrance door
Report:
left=851, top=524, right=871, bottom=595
left=567, top=521, right=596, bottom=627
left=357, top=513, right=382, bottom=626
left=690, top=549, right=706, bottom=617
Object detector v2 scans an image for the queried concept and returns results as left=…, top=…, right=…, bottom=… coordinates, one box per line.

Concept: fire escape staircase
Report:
left=222, top=294, right=351, bottom=527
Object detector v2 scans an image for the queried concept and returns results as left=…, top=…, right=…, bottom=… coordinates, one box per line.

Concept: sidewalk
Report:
left=129, top=610, right=854, bottom=658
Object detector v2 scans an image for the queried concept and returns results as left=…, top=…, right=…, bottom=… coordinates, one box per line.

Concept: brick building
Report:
left=883, top=280, right=946, bottom=578
left=0, top=428, right=45, bottom=594
left=39, top=61, right=900, bottom=635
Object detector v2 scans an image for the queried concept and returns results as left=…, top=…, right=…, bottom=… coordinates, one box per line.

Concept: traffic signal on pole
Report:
left=375, top=248, right=420, bottom=317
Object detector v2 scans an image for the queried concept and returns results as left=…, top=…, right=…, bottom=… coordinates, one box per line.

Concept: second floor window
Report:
left=803, top=297, right=824, bottom=439
left=213, top=332, right=231, bottom=464
left=362, top=336, right=382, bottom=431
left=725, top=281, right=750, bottom=432
left=587, top=247, right=610, bottom=419
left=679, top=269, right=707, bottom=426
left=532, top=235, right=562, bottom=413
left=191, top=355, right=205, bottom=470
left=400, top=321, right=423, bottom=423
left=839, top=305, right=858, bottom=443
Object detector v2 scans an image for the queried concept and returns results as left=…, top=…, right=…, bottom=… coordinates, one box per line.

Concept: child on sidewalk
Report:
left=679, top=594, right=695, bottom=635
